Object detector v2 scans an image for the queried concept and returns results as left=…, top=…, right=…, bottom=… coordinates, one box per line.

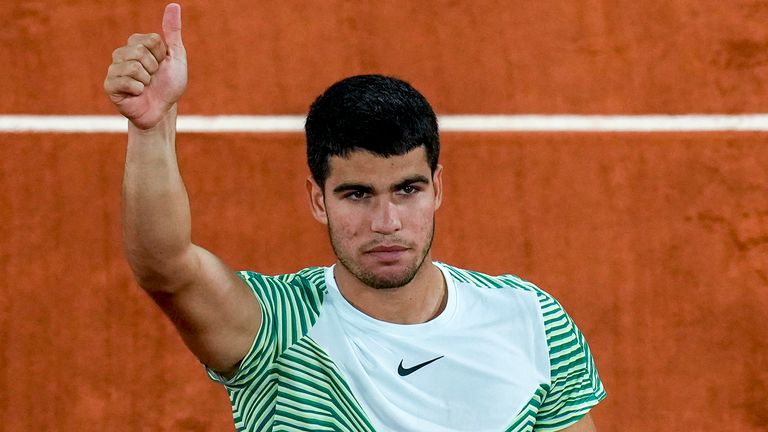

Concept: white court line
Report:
left=3, top=114, right=768, bottom=133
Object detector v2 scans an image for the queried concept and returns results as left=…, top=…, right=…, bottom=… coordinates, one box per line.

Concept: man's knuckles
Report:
left=125, top=61, right=151, bottom=84
left=139, top=50, right=160, bottom=74
left=111, top=47, right=126, bottom=63
left=116, top=76, right=144, bottom=96
left=105, top=61, right=150, bottom=91
left=104, top=75, right=140, bottom=97
left=127, top=32, right=161, bottom=47
left=111, top=44, right=161, bottom=71
left=127, top=33, right=166, bottom=61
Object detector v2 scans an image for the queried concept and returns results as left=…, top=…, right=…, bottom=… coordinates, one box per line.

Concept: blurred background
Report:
left=1, top=1, right=767, bottom=430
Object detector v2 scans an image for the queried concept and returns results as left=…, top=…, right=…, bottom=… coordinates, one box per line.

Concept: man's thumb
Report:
left=162, top=3, right=184, bottom=52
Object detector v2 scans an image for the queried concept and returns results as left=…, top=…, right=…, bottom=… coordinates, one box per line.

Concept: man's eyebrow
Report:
left=392, top=175, right=430, bottom=191
left=332, top=183, right=374, bottom=194
left=332, top=176, right=430, bottom=194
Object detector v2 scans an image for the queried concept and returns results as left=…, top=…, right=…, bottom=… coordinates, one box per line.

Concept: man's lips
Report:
left=364, top=245, right=409, bottom=261
left=366, top=245, right=408, bottom=253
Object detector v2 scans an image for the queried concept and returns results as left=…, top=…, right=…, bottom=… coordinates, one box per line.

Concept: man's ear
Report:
left=433, top=164, right=443, bottom=211
left=307, top=176, right=328, bottom=225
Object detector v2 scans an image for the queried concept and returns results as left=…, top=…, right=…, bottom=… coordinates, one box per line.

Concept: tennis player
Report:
left=104, top=4, right=606, bottom=431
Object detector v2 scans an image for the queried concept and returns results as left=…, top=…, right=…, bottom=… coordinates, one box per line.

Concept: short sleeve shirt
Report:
left=207, top=263, right=606, bottom=431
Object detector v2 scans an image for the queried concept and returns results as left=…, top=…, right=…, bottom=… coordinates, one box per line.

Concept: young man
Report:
left=104, top=4, right=606, bottom=431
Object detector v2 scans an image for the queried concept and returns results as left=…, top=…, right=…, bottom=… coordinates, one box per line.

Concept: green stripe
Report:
left=445, top=265, right=606, bottom=431
left=208, top=265, right=603, bottom=431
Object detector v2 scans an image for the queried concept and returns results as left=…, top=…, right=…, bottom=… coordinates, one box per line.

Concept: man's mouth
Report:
left=367, top=245, right=408, bottom=253
left=365, top=245, right=409, bottom=261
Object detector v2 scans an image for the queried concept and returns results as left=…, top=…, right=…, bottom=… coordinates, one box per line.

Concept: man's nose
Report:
left=371, top=199, right=402, bottom=234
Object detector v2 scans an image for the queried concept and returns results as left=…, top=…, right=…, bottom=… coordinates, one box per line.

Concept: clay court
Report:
left=1, top=1, right=767, bottom=430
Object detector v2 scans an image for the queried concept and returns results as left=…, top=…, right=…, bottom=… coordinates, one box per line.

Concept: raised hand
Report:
left=104, top=3, right=187, bottom=129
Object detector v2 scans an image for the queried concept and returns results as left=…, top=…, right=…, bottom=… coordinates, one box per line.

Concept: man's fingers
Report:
left=162, top=3, right=184, bottom=54
left=127, top=33, right=166, bottom=64
left=104, top=75, right=145, bottom=97
left=108, top=61, right=152, bottom=86
left=112, top=44, right=161, bottom=74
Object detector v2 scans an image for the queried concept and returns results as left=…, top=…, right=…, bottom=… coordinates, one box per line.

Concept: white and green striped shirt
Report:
left=207, top=263, right=606, bottom=431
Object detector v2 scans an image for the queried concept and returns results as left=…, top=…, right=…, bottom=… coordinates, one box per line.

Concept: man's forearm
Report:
left=122, top=105, right=192, bottom=290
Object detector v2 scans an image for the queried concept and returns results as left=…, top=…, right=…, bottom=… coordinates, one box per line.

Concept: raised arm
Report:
left=560, top=414, right=597, bottom=432
left=103, top=3, right=261, bottom=375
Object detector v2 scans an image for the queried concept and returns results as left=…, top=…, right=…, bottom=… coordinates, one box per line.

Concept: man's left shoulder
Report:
left=437, top=262, right=554, bottom=298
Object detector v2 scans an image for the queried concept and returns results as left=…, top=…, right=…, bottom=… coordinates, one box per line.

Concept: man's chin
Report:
left=360, top=274, right=415, bottom=290
left=355, top=261, right=422, bottom=289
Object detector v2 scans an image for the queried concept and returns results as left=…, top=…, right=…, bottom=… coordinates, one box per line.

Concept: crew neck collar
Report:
left=323, top=262, right=458, bottom=336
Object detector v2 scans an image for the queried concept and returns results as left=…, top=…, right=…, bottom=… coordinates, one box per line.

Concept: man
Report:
left=104, top=4, right=606, bottom=431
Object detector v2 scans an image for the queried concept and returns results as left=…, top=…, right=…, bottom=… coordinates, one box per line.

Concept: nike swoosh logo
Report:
left=397, top=355, right=444, bottom=376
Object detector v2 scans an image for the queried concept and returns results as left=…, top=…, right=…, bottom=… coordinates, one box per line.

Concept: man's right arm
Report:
left=106, top=3, right=261, bottom=375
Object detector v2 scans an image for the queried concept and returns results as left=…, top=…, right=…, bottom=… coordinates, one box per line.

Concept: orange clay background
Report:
left=1, top=1, right=768, bottom=431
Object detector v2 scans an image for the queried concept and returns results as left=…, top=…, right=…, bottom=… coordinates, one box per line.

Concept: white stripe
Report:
left=440, top=114, right=768, bottom=132
left=2, top=114, right=768, bottom=133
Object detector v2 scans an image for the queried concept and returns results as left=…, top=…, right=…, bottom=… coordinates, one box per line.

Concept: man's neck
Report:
left=333, top=259, right=447, bottom=324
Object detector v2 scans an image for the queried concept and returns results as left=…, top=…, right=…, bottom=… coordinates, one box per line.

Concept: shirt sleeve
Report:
left=534, top=292, right=607, bottom=431
left=205, top=270, right=322, bottom=389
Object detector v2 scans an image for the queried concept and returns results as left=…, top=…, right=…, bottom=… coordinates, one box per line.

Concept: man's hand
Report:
left=104, top=3, right=187, bottom=129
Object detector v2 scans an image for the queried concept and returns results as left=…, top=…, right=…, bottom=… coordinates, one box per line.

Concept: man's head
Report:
left=305, top=75, right=442, bottom=289
left=305, top=74, right=440, bottom=188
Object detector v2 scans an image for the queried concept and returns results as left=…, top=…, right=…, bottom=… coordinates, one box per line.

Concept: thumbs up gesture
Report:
left=104, top=4, right=188, bottom=129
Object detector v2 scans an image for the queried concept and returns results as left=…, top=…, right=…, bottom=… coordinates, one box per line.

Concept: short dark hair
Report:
left=305, top=74, right=440, bottom=187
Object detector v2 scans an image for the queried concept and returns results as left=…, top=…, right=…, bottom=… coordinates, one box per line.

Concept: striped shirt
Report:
left=207, top=263, right=606, bottom=431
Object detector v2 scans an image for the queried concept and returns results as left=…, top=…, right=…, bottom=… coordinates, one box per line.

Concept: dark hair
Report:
left=305, top=74, right=440, bottom=187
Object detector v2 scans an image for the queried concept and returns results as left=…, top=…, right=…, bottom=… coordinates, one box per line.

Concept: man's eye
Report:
left=347, top=191, right=367, bottom=200
left=401, top=185, right=418, bottom=194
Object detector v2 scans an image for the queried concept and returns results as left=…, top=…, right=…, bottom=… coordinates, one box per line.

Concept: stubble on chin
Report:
left=328, top=222, right=435, bottom=290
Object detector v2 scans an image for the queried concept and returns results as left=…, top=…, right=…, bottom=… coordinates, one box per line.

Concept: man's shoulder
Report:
left=236, top=266, right=327, bottom=285
left=438, top=262, right=554, bottom=299
left=234, top=266, right=330, bottom=301
left=441, top=263, right=571, bottom=326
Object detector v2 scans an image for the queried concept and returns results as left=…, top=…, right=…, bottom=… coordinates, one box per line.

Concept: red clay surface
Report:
left=2, top=132, right=767, bottom=430
left=2, top=1, right=768, bottom=431
left=3, top=1, right=768, bottom=114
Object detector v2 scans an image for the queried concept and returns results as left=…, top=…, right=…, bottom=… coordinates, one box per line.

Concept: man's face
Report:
left=308, top=147, right=442, bottom=289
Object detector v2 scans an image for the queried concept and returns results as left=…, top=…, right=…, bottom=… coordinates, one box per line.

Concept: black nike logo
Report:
left=397, top=355, right=444, bottom=376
